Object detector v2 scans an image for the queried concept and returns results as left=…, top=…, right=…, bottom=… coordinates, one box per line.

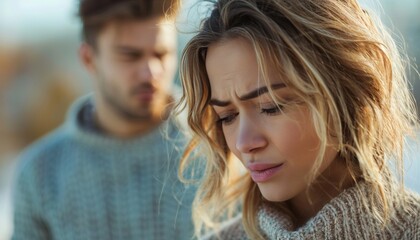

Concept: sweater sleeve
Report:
left=12, top=160, right=51, bottom=240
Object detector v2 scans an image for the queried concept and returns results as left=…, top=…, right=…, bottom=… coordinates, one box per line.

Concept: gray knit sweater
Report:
left=206, top=183, right=420, bottom=240
left=12, top=95, right=196, bottom=240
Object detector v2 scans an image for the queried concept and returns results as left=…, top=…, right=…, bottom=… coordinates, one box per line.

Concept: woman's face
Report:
left=205, top=38, right=340, bottom=202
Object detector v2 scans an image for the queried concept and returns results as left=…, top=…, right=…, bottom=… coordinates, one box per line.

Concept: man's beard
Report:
left=101, top=82, right=156, bottom=122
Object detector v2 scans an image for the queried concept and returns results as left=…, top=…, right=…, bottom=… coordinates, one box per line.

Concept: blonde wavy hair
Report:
left=176, top=0, right=418, bottom=239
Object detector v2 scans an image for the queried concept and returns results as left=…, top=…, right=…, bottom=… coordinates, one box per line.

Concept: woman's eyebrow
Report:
left=238, top=83, right=286, bottom=101
left=209, top=83, right=286, bottom=107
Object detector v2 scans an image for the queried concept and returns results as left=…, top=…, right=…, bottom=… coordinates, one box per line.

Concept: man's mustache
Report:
left=130, top=83, right=156, bottom=95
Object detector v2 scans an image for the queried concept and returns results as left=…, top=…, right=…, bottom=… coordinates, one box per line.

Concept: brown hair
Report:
left=78, top=0, right=181, bottom=46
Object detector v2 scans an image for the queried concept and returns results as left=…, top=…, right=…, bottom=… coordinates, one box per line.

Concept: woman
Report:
left=177, top=0, right=420, bottom=239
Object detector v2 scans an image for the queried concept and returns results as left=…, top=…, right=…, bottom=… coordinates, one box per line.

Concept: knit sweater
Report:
left=206, top=183, right=420, bottom=240
left=12, top=95, right=196, bottom=240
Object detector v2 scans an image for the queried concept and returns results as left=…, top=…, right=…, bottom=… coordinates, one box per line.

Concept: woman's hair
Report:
left=176, top=0, right=418, bottom=238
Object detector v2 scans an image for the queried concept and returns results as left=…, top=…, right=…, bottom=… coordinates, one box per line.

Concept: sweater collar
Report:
left=257, top=182, right=370, bottom=239
left=63, top=94, right=184, bottom=148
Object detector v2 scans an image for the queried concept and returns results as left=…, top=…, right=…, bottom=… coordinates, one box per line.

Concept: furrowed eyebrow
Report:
left=238, top=83, right=286, bottom=101
left=209, top=83, right=286, bottom=107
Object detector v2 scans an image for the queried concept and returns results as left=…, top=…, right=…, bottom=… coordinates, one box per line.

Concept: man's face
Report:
left=87, top=18, right=177, bottom=121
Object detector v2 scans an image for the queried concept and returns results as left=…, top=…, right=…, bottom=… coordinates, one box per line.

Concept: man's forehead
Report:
left=106, top=18, right=175, bottom=34
left=99, top=19, right=176, bottom=48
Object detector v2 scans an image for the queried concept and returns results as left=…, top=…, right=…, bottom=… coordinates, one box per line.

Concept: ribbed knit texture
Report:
left=12, top=95, right=196, bottom=240
left=206, top=182, right=420, bottom=240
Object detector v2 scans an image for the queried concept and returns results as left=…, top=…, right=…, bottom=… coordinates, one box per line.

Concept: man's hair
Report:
left=78, top=0, right=181, bottom=46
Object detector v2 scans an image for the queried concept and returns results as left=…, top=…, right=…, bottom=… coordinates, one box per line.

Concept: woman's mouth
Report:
left=247, top=163, right=284, bottom=182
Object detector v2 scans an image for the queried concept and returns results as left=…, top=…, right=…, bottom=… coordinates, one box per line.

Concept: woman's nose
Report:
left=235, top=116, right=267, bottom=154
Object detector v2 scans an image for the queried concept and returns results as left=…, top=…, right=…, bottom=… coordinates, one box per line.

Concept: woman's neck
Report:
left=287, top=159, right=355, bottom=229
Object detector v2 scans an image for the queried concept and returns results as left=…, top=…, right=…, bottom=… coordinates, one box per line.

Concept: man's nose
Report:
left=138, top=57, right=163, bottom=82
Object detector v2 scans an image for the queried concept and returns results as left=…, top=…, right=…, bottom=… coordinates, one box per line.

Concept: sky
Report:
left=0, top=0, right=80, bottom=44
left=0, top=0, right=204, bottom=45
left=0, top=0, right=418, bottom=43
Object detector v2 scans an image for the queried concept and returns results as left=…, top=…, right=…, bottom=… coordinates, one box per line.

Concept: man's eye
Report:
left=118, top=51, right=141, bottom=61
left=155, top=52, right=167, bottom=59
left=124, top=53, right=139, bottom=60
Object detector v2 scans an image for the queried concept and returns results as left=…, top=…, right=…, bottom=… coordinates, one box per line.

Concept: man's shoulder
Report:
left=159, top=116, right=191, bottom=145
left=16, top=94, right=91, bottom=166
left=16, top=126, right=73, bottom=176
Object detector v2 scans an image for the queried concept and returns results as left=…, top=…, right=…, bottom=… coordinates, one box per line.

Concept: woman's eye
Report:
left=217, top=113, right=239, bottom=125
left=261, top=105, right=283, bottom=115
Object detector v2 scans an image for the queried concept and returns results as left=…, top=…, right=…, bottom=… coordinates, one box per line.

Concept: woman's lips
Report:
left=247, top=163, right=284, bottom=182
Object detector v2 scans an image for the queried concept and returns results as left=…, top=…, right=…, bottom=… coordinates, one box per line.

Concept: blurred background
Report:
left=0, top=0, right=419, bottom=239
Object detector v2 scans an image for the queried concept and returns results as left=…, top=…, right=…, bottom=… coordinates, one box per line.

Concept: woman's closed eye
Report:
left=216, top=104, right=284, bottom=125
left=260, top=104, right=284, bottom=115
left=217, top=112, right=239, bottom=125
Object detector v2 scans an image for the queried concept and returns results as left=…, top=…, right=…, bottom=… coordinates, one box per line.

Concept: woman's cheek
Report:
left=271, top=120, right=303, bottom=153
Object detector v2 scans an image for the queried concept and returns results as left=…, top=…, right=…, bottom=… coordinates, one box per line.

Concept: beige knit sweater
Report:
left=205, top=183, right=420, bottom=240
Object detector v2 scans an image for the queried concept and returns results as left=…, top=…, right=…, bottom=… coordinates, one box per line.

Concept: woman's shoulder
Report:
left=396, top=188, right=420, bottom=213
left=395, top=189, right=420, bottom=238
left=201, top=215, right=249, bottom=240
left=399, top=189, right=420, bottom=220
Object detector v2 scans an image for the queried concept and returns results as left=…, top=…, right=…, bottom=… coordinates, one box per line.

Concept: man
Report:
left=12, top=0, right=196, bottom=239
